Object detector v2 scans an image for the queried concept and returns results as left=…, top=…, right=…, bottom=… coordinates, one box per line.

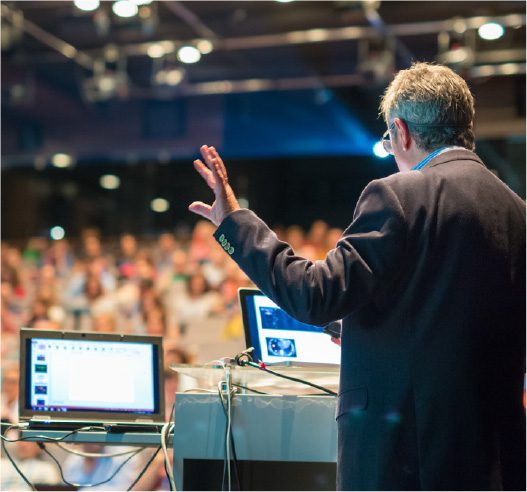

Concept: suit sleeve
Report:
left=214, top=179, right=408, bottom=326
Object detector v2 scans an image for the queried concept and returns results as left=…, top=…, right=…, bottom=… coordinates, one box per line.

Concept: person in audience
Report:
left=175, top=271, right=222, bottom=331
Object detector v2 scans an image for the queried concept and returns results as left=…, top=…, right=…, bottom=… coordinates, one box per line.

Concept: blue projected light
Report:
left=224, top=91, right=378, bottom=157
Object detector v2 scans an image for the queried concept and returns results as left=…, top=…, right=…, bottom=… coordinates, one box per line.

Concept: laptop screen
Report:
left=19, top=329, right=165, bottom=423
left=239, top=289, right=341, bottom=366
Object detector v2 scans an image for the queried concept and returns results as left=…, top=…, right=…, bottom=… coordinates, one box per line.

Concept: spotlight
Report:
left=196, top=39, right=214, bottom=54
left=177, top=46, right=201, bottom=64
left=478, top=22, right=505, bottom=41
left=147, top=43, right=165, bottom=58
left=165, top=69, right=185, bottom=86
left=151, top=198, right=170, bottom=213
left=373, top=141, right=389, bottom=158
left=100, top=174, right=120, bottom=190
left=112, top=0, right=138, bottom=18
left=50, top=226, right=65, bottom=241
left=74, top=0, right=100, bottom=12
left=51, top=153, right=74, bottom=168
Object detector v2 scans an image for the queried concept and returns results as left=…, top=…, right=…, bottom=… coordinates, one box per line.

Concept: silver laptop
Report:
left=238, top=288, right=340, bottom=367
left=19, top=329, right=165, bottom=431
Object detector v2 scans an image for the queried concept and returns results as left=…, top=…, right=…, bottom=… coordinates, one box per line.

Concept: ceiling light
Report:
left=50, top=226, right=65, bottom=241
left=151, top=198, right=170, bottom=213
left=147, top=43, right=165, bottom=58
left=372, top=141, right=389, bottom=158
left=100, top=174, right=121, bottom=190
left=177, top=46, right=201, bottom=64
left=112, top=0, right=138, bottom=18
left=74, top=0, right=100, bottom=12
left=478, top=22, right=505, bottom=41
left=51, top=153, right=73, bottom=168
left=196, top=39, right=214, bottom=54
left=131, top=0, right=152, bottom=4
left=165, top=69, right=185, bottom=86
left=276, top=0, right=294, bottom=2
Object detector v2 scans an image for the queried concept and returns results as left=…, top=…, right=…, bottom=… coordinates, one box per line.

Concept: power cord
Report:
left=56, top=441, right=141, bottom=458
left=161, top=401, right=176, bottom=491
left=38, top=441, right=144, bottom=488
left=126, top=445, right=162, bottom=491
left=217, top=382, right=241, bottom=491
left=1, top=425, right=37, bottom=491
left=235, top=349, right=337, bottom=396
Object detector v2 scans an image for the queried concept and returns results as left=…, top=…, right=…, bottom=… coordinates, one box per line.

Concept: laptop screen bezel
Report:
left=19, top=329, right=165, bottom=424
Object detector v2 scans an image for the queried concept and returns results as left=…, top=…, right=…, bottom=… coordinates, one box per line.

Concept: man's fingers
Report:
left=209, top=147, right=229, bottom=182
left=193, top=159, right=216, bottom=189
left=188, top=201, right=213, bottom=219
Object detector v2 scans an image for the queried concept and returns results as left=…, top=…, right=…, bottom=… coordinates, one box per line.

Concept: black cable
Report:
left=0, top=425, right=108, bottom=444
left=218, top=386, right=241, bottom=491
left=244, top=361, right=337, bottom=396
left=231, top=383, right=270, bottom=395
left=1, top=427, right=37, bottom=491
left=126, top=446, right=162, bottom=491
left=39, top=441, right=143, bottom=488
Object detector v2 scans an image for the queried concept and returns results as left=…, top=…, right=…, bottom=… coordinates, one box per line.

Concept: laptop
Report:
left=238, top=288, right=340, bottom=367
left=19, top=329, right=165, bottom=431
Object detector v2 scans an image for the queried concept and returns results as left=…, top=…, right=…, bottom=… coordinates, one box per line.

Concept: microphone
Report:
left=234, top=347, right=255, bottom=366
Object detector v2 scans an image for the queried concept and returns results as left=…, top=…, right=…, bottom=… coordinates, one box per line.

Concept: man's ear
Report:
left=394, top=118, right=412, bottom=151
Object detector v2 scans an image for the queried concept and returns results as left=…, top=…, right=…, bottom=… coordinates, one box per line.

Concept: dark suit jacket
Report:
left=213, top=149, right=526, bottom=491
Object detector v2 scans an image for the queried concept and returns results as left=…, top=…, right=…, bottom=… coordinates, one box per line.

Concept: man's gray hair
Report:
left=380, top=62, right=475, bottom=151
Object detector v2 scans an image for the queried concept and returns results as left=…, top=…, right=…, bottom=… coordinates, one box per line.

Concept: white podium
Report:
left=171, top=364, right=339, bottom=490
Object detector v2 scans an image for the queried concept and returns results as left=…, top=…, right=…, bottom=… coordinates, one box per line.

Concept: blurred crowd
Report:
left=1, top=218, right=343, bottom=490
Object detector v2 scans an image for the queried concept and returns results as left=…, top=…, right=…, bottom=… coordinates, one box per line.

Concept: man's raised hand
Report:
left=188, top=145, right=240, bottom=226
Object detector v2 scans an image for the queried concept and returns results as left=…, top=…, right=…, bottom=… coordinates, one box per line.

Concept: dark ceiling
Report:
left=1, top=1, right=526, bottom=165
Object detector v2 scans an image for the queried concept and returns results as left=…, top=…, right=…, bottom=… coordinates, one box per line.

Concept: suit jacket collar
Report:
left=426, top=148, right=484, bottom=169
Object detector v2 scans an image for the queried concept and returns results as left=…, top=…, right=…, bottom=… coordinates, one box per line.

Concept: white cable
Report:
left=225, top=365, right=232, bottom=492
left=161, top=417, right=176, bottom=490
left=55, top=442, right=141, bottom=458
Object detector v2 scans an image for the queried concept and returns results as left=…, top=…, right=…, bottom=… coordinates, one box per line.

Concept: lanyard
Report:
left=412, top=147, right=447, bottom=171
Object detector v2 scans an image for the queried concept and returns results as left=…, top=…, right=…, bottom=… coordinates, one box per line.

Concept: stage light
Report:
left=276, top=0, right=294, bottom=3
left=74, top=0, right=100, bottom=12
left=151, top=198, right=170, bottom=213
left=478, top=22, right=504, bottom=41
left=50, top=226, right=65, bottom=241
left=51, top=153, right=73, bottom=168
left=177, top=46, right=201, bottom=64
left=147, top=43, right=165, bottom=58
left=112, top=0, right=138, bottom=18
left=197, top=39, right=214, bottom=54
left=100, top=174, right=120, bottom=190
left=165, top=69, right=185, bottom=86
left=373, top=141, right=389, bottom=158
left=238, top=197, right=249, bottom=208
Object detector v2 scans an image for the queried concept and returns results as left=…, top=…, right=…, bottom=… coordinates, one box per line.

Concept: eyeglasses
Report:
left=381, top=122, right=396, bottom=155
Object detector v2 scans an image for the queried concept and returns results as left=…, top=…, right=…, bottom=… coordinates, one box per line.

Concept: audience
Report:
left=0, top=219, right=337, bottom=490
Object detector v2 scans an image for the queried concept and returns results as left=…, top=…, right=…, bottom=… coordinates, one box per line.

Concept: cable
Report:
left=126, top=446, right=162, bottom=491
left=0, top=425, right=108, bottom=444
left=1, top=425, right=37, bottom=491
left=226, top=366, right=232, bottom=492
left=39, top=441, right=143, bottom=488
left=242, top=361, right=337, bottom=396
left=161, top=400, right=176, bottom=491
left=55, top=441, right=141, bottom=458
left=231, top=383, right=271, bottom=395
left=217, top=384, right=241, bottom=491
